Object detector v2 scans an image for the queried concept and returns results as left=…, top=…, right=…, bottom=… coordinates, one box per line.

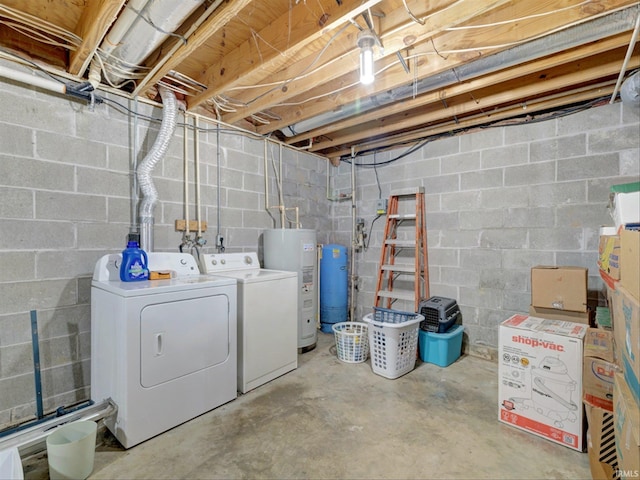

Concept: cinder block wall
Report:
left=0, top=68, right=329, bottom=429
left=335, top=102, right=639, bottom=359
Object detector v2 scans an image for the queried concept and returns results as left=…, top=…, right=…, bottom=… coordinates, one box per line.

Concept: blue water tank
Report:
left=320, top=244, right=348, bottom=333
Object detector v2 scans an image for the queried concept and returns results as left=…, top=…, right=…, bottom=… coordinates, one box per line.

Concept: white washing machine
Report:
left=91, top=252, right=237, bottom=448
left=200, top=252, right=298, bottom=394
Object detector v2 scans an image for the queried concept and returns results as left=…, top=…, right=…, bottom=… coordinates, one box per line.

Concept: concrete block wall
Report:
left=0, top=66, right=328, bottom=429
left=339, top=102, right=639, bottom=360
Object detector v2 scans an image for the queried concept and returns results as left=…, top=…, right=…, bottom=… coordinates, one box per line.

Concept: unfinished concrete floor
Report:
left=23, top=332, right=591, bottom=479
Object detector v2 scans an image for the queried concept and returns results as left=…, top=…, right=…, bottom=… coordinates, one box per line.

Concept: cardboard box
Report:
left=610, top=284, right=640, bottom=408
left=609, top=187, right=640, bottom=231
left=585, top=403, right=618, bottom=480
left=620, top=229, right=639, bottom=302
left=498, top=314, right=587, bottom=451
left=531, top=266, right=588, bottom=313
left=599, top=234, right=621, bottom=280
left=585, top=328, right=616, bottom=363
left=584, top=328, right=619, bottom=412
left=614, top=373, right=640, bottom=476
left=529, top=305, right=590, bottom=324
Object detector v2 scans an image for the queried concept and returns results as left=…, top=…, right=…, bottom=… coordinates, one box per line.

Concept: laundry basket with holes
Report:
left=363, top=311, right=423, bottom=379
left=332, top=322, right=369, bottom=363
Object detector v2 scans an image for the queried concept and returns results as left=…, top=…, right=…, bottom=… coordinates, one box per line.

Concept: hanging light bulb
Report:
left=357, top=30, right=376, bottom=85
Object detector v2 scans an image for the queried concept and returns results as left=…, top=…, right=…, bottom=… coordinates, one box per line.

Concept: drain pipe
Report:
left=0, top=399, right=116, bottom=459
left=349, top=147, right=358, bottom=322
left=138, top=86, right=178, bottom=252
left=610, top=12, right=640, bottom=105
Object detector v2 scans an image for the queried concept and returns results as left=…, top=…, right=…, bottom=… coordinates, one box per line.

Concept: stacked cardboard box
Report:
left=498, top=268, right=591, bottom=451
left=583, top=328, right=620, bottom=478
left=529, top=265, right=590, bottom=324
left=597, top=182, right=639, bottom=480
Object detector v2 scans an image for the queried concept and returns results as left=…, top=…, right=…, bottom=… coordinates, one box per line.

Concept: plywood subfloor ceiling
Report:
left=1, top=0, right=639, bottom=161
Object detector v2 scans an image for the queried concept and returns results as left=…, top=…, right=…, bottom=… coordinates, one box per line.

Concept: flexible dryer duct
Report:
left=137, top=86, right=178, bottom=252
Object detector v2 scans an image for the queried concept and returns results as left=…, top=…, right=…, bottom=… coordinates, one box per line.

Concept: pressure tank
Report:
left=263, top=229, right=318, bottom=352
left=319, top=244, right=348, bottom=333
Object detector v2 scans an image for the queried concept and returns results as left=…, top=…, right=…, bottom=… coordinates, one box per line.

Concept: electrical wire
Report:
left=341, top=94, right=613, bottom=166
left=0, top=47, right=68, bottom=85
left=364, top=151, right=382, bottom=250
left=444, top=0, right=592, bottom=31
left=125, top=2, right=188, bottom=45
left=226, top=22, right=351, bottom=103
left=0, top=4, right=82, bottom=50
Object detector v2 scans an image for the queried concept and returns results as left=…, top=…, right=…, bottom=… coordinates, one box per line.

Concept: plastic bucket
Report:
left=46, top=421, right=97, bottom=480
left=0, top=447, right=23, bottom=480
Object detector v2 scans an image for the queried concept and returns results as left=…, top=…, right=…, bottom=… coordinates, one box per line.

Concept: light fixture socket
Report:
left=357, top=29, right=376, bottom=85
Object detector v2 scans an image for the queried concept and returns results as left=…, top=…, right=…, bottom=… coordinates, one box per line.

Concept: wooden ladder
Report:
left=374, top=187, right=430, bottom=312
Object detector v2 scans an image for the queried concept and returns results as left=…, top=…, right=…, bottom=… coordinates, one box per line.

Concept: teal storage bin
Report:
left=418, top=324, right=463, bottom=367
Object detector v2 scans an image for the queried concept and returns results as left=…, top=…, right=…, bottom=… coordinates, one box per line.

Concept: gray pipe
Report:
left=0, top=399, right=116, bottom=459
left=281, top=6, right=639, bottom=137
left=138, top=86, right=178, bottom=252
left=621, top=71, right=640, bottom=110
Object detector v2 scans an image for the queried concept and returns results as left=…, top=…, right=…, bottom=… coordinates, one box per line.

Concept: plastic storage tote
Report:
left=418, top=324, right=464, bottom=367
left=363, top=312, right=423, bottom=379
left=332, top=322, right=369, bottom=363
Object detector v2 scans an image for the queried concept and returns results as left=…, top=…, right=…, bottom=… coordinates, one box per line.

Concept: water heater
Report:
left=263, top=229, right=318, bottom=351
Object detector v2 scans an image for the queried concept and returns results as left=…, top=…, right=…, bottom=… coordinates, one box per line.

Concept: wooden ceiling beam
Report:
left=307, top=49, right=636, bottom=152
left=68, top=0, right=126, bottom=76
left=325, top=83, right=617, bottom=158
left=133, top=0, right=255, bottom=97
left=188, top=0, right=385, bottom=110
left=221, top=0, right=509, bottom=125
left=288, top=33, right=633, bottom=145
left=256, top=0, right=638, bottom=136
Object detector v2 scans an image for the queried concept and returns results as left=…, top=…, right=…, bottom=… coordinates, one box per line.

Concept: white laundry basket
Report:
left=332, top=322, right=369, bottom=363
left=364, top=311, right=423, bottom=379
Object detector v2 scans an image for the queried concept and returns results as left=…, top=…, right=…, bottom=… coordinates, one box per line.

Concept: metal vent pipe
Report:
left=281, top=6, right=639, bottom=137
left=138, top=86, right=178, bottom=252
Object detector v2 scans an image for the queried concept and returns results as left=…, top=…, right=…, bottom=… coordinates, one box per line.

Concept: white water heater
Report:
left=263, top=229, right=318, bottom=351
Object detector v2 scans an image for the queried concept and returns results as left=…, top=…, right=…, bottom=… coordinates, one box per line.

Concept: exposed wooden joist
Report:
left=289, top=33, right=635, bottom=146
left=221, top=0, right=509, bottom=124
left=257, top=0, right=638, bottom=136
left=68, top=0, right=126, bottom=76
left=188, top=0, right=385, bottom=109
left=327, top=83, right=618, bottom=158
left=133, top=0, right=255, bottom=96
left=307, top=48, right=638, bottom=153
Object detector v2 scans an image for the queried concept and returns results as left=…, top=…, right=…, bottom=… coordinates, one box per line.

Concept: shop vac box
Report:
left=499, top=314, right=587, bottom=451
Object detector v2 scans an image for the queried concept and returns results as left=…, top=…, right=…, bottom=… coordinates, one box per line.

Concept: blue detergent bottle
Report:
left=120, top=235, right=149, bottom=282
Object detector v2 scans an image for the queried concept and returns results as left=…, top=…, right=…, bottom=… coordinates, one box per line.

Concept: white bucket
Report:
left=0, top=447, right=24, bottom=480
left=46, top=421, right=97, bottom=480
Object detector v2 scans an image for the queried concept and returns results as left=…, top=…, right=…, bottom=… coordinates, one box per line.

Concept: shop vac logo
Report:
left=512, top=335, right=564, bottom=351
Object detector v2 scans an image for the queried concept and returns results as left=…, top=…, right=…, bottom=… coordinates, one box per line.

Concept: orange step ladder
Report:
left=374, top=187, right=430, bottom=312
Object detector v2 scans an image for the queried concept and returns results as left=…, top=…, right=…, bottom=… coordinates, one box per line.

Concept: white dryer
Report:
left=91, top=252, right=237, bottom=448
left=200, top=252, right=298, bottom=394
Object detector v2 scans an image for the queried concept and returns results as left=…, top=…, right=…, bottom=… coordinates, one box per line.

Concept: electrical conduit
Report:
left=138, top=86, right=178, bottom=252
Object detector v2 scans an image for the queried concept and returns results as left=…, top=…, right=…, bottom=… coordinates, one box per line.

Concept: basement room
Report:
left=0, top=1, right=639, bottom=479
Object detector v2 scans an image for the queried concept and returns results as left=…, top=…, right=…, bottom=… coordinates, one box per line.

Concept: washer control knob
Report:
left=244, top=255, right=252, bottom=264
left=211, top=259, right=217, bottom=265
left=221, top=259, right=226, bottom=264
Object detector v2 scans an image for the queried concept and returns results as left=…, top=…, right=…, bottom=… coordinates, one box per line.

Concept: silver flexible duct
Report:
left=138, top=86, right=178, bottom=252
